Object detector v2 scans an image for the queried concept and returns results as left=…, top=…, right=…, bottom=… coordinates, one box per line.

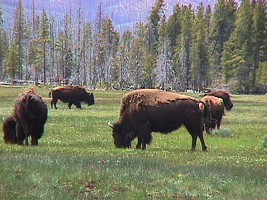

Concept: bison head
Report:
left=109, top=122, right=135, bottom=148
left=85, top=92, right=95, bottom=106
left=204, top=118, right=217, bottom=134
left=205, top=91, right=233, bottom=111
left=3, top=116, right=17, bottom=144
left=222, top=95, right=233, bottom=111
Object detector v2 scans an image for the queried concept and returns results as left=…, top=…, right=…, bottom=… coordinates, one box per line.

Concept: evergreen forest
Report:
left=0, top=0, right=266, bottom=94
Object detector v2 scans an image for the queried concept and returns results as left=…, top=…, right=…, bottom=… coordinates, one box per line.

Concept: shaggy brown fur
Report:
left=3, top=116, right=17, bottom=144
left=13, top=89, right=48, bottom=145
left=111, top=89, right=211, bottom=151
left=201, top=95, right=225, bottom=134
left=120, top=89, right=198, bottom=114
left=204, top=90, right=233, bottom=111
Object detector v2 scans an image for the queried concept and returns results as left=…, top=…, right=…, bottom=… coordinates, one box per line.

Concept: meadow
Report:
left=0, top=86, right=266, bottom=200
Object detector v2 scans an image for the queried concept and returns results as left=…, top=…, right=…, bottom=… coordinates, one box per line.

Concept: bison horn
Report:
left=107, top=122, right=114, bottom=128
left=2, top=117, right=5, bottom=121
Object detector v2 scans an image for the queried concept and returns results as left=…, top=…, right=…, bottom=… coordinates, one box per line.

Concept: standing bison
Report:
left=201, top=95, right=224, bottom=134
left=3, top=89, right=48, bottom=145
left=202, top=90, right=234, bottom=133
left=109, top=89, right=212, bottom=151
left=49, top=86, right=95, bottom=109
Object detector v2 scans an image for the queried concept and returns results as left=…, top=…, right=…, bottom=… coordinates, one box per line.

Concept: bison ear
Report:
left=107, top=122, right=114, bottom=128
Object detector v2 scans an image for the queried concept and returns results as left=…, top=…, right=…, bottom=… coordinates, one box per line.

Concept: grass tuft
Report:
left=215, top=128, right=233, bottom=137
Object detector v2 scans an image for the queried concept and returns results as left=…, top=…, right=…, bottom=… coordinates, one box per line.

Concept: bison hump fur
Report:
left=120, top=89, right=199, bottom=114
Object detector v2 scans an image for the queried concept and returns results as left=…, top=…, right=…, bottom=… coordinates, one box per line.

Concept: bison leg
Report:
left=143, top=133, right=152, bottom=150
left=51, top=99, right=58, bottom=109
left=136, top=136, right=142, bottom=149
left=31, top=134, right=38, bottom=145
left=138, top=124, right=152, bottom=150
left=75, top=102, right=82, bottom=109
left=184, top=112, right=207, bottom=151
left=198, top=132, right=207, bottom=151
left=16, top=122, right=25, bottom=145
left=216, top=116, right=222, bottom=130
left=68, top=103, right=72, bottom=109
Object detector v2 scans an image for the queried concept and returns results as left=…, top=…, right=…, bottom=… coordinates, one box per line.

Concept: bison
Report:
left=109, top=89, right=212, bottom=151
left=49, top=86, right=95, bottom=109
left=3, top=116, right=17, bottom=144
left=201, top=95, right=224, bottom=134
left=204, top=90, right=233, bottom=111
left=203, top=90, right=234, bottom=133
left=6, top=89, right=48, bottom=145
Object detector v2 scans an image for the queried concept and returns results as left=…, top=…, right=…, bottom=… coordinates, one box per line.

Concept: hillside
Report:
left=1, top=0, right=239, bottom=31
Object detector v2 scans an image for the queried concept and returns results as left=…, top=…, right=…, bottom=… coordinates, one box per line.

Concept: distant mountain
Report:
left=1, top=0, right=240, bottom=32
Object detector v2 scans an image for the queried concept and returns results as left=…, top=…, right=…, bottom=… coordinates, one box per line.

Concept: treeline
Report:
left=0, top=0, right=266, bottom=93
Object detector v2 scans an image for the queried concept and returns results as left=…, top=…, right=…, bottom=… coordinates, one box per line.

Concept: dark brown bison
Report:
left=201, top=95, right=224, bottom=134
left=3, top=116, right=17, bottom=144
left=9, top=89, right=48, bottom=145
left=49, top=86, right=95, bottom=109
left=204, top=90, right=233, bottom=111
left=109, top=89, right=212, bottom=151
left=203, top=90, right=234, bottom=134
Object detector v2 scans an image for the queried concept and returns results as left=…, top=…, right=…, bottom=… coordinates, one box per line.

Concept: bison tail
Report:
left=199, top=101, right=212, bottom=120
left=48, top=90, right=52, bottom=98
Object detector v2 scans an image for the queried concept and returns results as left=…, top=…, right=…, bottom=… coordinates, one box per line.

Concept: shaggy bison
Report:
left=204, top=90, right=233, bottom=111
left=109, top=89, right=212, bottom=151
left=3, top=89, right=48, bottom=145
left=49, top=86, right=95, bottom=109
left=3, top=116, right=17, bottom=144
left=201, top=95, right=224, bottom=134
left=203, top=90, right=234, bottom=133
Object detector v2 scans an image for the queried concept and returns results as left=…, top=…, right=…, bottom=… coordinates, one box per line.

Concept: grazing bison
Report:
left=109, top=89, right=212, bottom=151
left=3, top=116, right=17, bottom=144
left=201, top=95, right=224, bottom=134
left=203, top=90, right=234, bottom=134
left=204, top=90, right=233, bottom=111
left=49, top=86, right=95, bottom=109
left=11, top=89, right=48, bottom=145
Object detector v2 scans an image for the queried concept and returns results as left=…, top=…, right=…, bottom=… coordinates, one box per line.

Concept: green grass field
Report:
left=0, top=86, right=266, bottom=200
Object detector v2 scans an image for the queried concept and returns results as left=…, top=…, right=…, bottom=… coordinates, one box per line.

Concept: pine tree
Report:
left=173, top=5, right=194, bottom=91
left=155, top=14, right=174, bottom=90
left=114, top=30, right=133, bottom=88
left=12, top=0, right=29, bottom=79
left=191, top=3, right=210, bottom=90
left=252, top=0, right=267, bottom=92
left=166, top=4, right=182, bottom=55
left=129, top=22, right=147, bottom=88
left=95, top=17, right=119, bottom=88
left=222, top=0, right=254, bottom=93
left=82, top=23, right=93, bottom=86
left=0, top=1, right=8, bottom=79
left=210, top=0, right=237, bottom=83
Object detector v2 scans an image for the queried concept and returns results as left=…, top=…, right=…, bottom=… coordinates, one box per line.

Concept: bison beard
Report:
left=110, top=89, right=209, bottom=151
left=7, top=89, right=48, bottom=145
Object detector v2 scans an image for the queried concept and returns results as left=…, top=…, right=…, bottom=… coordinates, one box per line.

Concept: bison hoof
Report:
left=202, top=147, right=208, bottom=151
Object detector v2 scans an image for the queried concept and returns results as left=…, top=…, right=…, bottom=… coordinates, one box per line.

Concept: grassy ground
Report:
left=0, top=86, right=266, bottom=200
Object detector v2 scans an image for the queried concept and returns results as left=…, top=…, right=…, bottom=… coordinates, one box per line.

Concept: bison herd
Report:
left=2, top=86, right=233, bottom=151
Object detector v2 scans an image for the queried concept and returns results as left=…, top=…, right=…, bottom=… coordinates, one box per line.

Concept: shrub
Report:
left=216, top=128, right=233, bottom=137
